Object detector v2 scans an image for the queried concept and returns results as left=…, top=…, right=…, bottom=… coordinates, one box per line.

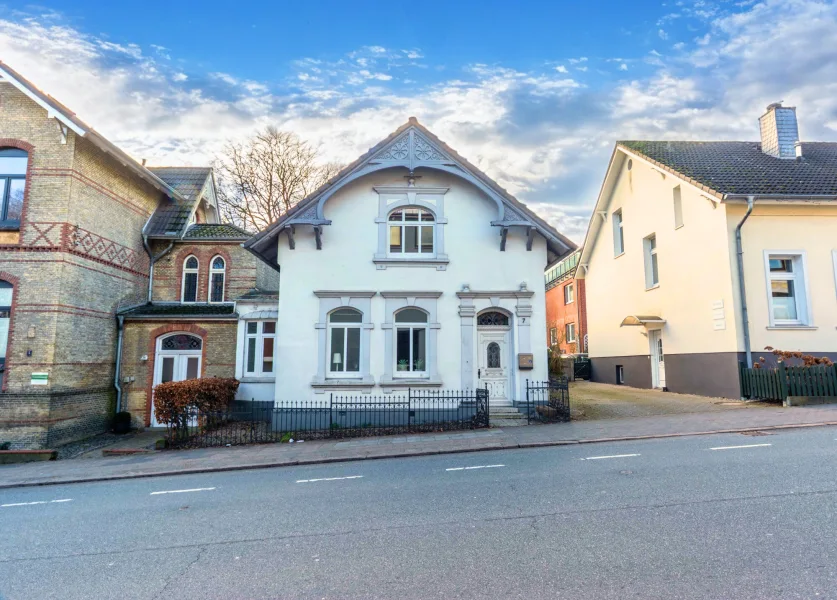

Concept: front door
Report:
left=151, top=334, right=202, bottom=426
left=648, top=329, right=666, bottom=389
left=478, top=330, right=509, bottom=404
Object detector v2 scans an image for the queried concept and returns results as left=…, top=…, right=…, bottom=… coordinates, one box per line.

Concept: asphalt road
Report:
left=1, top=427, right=836, bottom=599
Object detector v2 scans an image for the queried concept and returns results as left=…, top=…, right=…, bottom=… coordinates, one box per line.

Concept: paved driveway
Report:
left=570, top=381, right=773, bottom=420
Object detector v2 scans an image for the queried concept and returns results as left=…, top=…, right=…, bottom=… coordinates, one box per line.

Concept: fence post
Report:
left=329, top=393, right=333, bottom=433
left=408, top=387, right=412, bottom=432
left=777, top=361, right=788, bottom=402
left=525, top=379, right=530, bottom=425
left=484, top=384, right=490, bottom=427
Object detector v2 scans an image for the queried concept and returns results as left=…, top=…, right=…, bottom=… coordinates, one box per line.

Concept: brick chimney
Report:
left=759, top=102, right=800, bottom=159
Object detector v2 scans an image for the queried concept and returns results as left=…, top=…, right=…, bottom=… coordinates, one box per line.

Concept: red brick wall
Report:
left=545, top=276, right=586, bottom=355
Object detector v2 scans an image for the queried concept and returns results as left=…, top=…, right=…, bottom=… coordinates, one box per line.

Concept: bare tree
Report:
left=215, top=126, right=342, bottom=232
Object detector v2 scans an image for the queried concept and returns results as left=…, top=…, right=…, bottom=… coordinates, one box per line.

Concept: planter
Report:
left=0, top=450, right=57, bottom=464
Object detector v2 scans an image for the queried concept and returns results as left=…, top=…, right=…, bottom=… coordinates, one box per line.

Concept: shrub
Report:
left=153, top=378, right=240, bottom=426
left=112, top=411, right=132, bottom=434
left=754, top=347, right=835, bottom=369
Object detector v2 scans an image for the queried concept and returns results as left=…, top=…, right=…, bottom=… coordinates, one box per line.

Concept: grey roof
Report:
left=143, top=168, right=212, bottom=238
left=120, top=303, right=237, bottom=319
left=183, top=223, right=252, bottom=240
left=236, top=288, right=279, bottom=302
left=619, top=141, right=837, bottom=197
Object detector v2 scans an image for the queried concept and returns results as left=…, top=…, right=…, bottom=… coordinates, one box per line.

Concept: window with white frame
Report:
left=564, top=283, right=574, bottom=304
left=765, top=253, right=809, bottom=325
left=182, top=256, right=199, bottom=303
left=549, top=327, right=558, bottom=345
left=244, top=321, right=275, bottom=376
left=389, top=208, right=434, bottom=255
left=0, top=148, right=27, bottom=228
left=328, top=308, right=362, bottom=377
left=209, top=256, right=225, bottom=303
left=394, top=308, right=428, bottom=377
left=565, top=322, right=577, bottom=343
left=613, top=209, right=624, bottom=256
left=643, top=234, right=659, bottom=288
left=0, top=280, right=12, bottom=373
left=673, top=186, right=684, bottom=229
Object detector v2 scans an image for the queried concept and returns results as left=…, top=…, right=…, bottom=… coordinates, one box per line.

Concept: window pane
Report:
left=212, top=257, right=225, bottom=269
left=161, top=357, right=175, bottom=383
left=769, top=258, right=793, bottom=273
left=487, top=342, right=500, bottom=368
left=0, top=156, right=27, bottom=175
left=771, top=280, right=798, bottom=320
left=263, top=321, right=276, bottom=334
left=420, top=226, right=433, bottom=253
left=345, top=327, right=360, bottom=372
left=329, top=308, right=362, bottom=323
left=389, top=210, right=403, bottom=222
left=648, top=235, right=656, bottom=250
left=0, top=180, right=5, bottom=218
left=420, top=211, right=434, bottom=222
left=210, top=273, right=224, bottom=302
left=247, top=322, right=258, bottom=334
left=185, top=256, right=198, bottom=269
left=651, top=253, right=659, bottom=285
left=186, top=357, right=199, bottom=380
left=0, top=282, right=11, bottom=306
left=0, top=317, right=9, bottom=361
left=247, top=337, right=256, bottom=372
left=6, top=179, right=24, bottom=220
left=412, top=327, right=426, bottom=371
left=404, top=226, right=418, bottom=253
left=404, top=208, right=420, bottom=222
left=395, top=308, right=427, bottom=323
left=396, top=328, right=410, bottom=371
left=330, top=327, right=345, bottom=372
left=389, top=226, right=402, bottom=252
left=183, top=273, right=197, bottom=302
left=262, top=337, right=274, bottom=373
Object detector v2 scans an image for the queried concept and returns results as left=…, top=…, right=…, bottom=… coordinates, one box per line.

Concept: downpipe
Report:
left=142, top=236, right=174, bottom=303
left=734, top=196, right=755, bottom=369
left=114, top=314, right=125, bottom=413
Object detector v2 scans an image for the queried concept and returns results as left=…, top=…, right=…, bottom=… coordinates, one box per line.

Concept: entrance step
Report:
left=489, top=406, right=527, bottom=427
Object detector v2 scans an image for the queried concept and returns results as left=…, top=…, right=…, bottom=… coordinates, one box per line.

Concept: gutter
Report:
left=734, top=195, right=756, bottom=369
left=142, top=236, right=175, bottom=303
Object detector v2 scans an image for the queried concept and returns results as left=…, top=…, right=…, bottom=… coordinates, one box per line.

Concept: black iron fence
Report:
left=165, top=388, right=490, bottom=449
left=524, top=378, right=571, bottom=424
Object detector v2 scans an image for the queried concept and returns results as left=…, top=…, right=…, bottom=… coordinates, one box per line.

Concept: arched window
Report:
left=181, top=256, right=199, bottom=303
left=209, top=256, right=225, bottom=303
left=477, top=311, right=509, bottom=326
left=487, top=342, right=501, bottom=369
left=388, top=208, right=434, bottom=255
left=328, top=308, right=362, bottom=376
left=161, top=334, right=202, bottom=351
left=0, top=280, right=12, bottom=373
left=0, top=148, right=27, bottom=227
left=394, top=308, right=428, bottom=376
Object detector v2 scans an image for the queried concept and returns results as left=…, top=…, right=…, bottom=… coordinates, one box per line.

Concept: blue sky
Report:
left=2, top=0, right=837, bottom=240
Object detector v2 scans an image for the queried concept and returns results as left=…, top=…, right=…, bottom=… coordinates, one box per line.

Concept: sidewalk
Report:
left=2, top=404, right=837, bottom=489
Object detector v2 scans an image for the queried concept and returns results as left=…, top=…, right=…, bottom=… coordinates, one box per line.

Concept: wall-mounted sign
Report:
left=518, top=353, right=534, bottom=370
left=30, top=372, right=49, bottom=386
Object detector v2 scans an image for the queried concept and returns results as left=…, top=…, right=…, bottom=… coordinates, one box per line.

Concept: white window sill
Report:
left=311, top=377, right=375, bottom=394
left=380, top=378, right=443, bottom=393
left=239, top=376, right=276, bottom=383
left=766, top=325, right=817, bottom=330
left=373, top=257, right=449, bottom=271
left=645, top=284, right=660, bottom=291
left=614, top=252, right=625, bottom=259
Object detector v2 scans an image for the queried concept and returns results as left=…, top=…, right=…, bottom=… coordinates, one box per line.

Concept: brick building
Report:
left=0, top=62, right=276, bottom=447
left=544, top=250, right=587, bottom=355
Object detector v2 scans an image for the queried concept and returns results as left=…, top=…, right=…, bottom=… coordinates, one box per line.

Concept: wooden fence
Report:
left=740, top=362, right=837, bottom=401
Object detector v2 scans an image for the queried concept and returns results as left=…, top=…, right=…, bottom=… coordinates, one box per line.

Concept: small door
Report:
left=477, top=331, right=509, bottom=403
left=152, top=352, right=201, bottom=426
left=649, top=329, right=666, bottom=389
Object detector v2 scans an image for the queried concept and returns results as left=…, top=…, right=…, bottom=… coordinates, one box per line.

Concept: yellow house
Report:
left=578, top=103, right=837, bottom=398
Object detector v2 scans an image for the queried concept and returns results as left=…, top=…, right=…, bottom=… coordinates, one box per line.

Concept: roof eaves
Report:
left=616, top=143, right=725, bottom=200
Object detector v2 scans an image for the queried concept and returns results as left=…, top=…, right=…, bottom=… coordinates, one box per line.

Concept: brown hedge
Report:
left=153, top=378, right=240, bottom=425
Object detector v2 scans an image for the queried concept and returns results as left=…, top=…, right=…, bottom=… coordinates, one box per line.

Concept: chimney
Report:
left=759, top=102, right=800, bottom=159
left=141, top=158, right=147, bottom=166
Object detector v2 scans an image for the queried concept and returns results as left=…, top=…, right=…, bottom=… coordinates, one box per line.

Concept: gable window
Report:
left=673, top=186, right=684, bottom=229
left=643, top=234, right=659, bottom=289
left=565, top=322, right=577, bottom=344
left=0, top=281, right=11, bottom=373
left=394, top=308, right=428, bottom=377
left=613, top=209, right=624, bottom=256
left=389, top=208, right=434, bottom=255
left=564, top=283, right=574, bottom=304
left=765, top=253, right=809, bottom=326
left=328, top=308, right=362, bottom=377
left=209, top=256, right=226, bottom=303
left=0, top=148, right=27, bottom=229
left=181, top=256, right=199, bottom=303
left=245, top=321, right=276, bottom=376
left=549, top=327, right=558, bottom=345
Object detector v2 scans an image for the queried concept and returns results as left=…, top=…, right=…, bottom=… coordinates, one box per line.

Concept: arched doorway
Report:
left=152, top=333, right=202, bottom=426
left=476, top=310, right=511, bottom=405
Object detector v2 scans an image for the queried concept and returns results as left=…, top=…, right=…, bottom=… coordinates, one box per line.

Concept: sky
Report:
left=2, top=0, right=837, bottom=241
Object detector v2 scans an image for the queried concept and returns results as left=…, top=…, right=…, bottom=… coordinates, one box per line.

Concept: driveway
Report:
left=570, top=381, right=773, bottom=420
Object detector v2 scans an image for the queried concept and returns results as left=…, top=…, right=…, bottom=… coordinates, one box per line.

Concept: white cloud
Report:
left=555, top=65, right=568, bottom=73
left=619, top=63, right=628, bottom=71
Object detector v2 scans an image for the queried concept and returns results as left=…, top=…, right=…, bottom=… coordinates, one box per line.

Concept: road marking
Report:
left=296, top=475, right=364, bottom=483
left=709, top=443, right=772, bottom=451
left=446, top=464, right=505, bottom=471
left=149, top=487, right=216, bottom=495
left=1, top=499, right=72, bottom=508
left=582, top=454, right=641, bottom=461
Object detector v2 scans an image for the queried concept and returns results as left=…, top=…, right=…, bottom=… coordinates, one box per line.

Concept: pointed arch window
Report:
left=0, top=280, right=12, bottom=372
left=209, top=256, right=226, bottom=303
left=181, top=256, right=199, bottom=303
left=0, top=148, right=27, bottom=228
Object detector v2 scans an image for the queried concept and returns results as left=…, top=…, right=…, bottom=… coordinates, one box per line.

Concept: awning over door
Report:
left=620, top=315, right=666, bottom=327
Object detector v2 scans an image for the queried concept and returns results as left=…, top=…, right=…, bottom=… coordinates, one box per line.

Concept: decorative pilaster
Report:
left=459, top=291, right=476, bottom=389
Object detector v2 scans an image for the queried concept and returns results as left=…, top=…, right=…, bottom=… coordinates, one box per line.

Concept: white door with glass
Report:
left=476, top=311, right=511, bottom=405
left=152, top=334, right=202, bottom=426
left=648, top=329, right=666, bottom=389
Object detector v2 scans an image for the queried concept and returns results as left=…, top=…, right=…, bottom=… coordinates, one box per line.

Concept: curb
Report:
left=2, top=420, right=837, bottom=490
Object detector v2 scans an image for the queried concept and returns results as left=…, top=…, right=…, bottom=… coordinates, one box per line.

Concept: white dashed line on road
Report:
left=1, top=499, right=72, bottom=508
left=582, top=454, right=641, bottom=461
left=296, top=476, right=364, bottom=483
left=149, top=487, right=216, bottom=495
left=709, top=443, right=772, bottom=451
left=446, top=464, right=505, bottom=471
